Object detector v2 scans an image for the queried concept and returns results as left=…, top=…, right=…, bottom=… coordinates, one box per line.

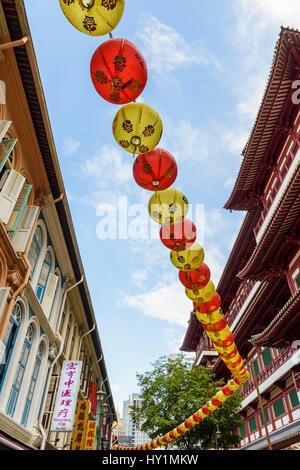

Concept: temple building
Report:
left=0, top=0, right=116, bottom=450
left=180, top=26, right=300, bottom=450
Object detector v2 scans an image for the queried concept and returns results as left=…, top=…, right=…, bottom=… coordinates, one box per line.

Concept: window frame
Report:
left=36, top=251, right=52, bottom=303
left=0, top=301, right=23, bottom=393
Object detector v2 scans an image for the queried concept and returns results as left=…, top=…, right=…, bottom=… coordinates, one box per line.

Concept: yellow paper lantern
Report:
left=112, top=102, right=163, bottom=155
left=215, top=390, right=227, bottom=403
left=170, top=242, right=204, bottom=271
left=185, top=280, right=215, bottom=303
left=59, top=0, right=125, bottom=36
left=148, top=188, right=189, bottom=225
left=206, top=325, right=231, bottom=341
left=195, top=309, right=222, bottom=324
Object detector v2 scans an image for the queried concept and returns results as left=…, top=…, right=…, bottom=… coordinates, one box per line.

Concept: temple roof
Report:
left=249, top=290, right=300, bottom=348
left=238, top=164, right=300, bottom=281
left=216, top=209, right=260, bottom=310
left=225, top=27, right=300, bottom=212
left=180, top=311, right=203, bottom=353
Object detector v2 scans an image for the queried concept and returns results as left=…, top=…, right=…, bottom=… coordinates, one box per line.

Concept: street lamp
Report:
left=215, top=425, right=221, bottom=449
left=96, top=389, right=106, bottom=450
left=101, top=401, right=110, bottom=450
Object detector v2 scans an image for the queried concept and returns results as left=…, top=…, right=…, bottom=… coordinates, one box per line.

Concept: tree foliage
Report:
left=131, top=354, right=243, bottom=450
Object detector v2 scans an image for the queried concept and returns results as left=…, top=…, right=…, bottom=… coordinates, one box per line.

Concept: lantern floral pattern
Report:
left=160, top=218, right=196, bottom=251
left=113, top=102, right=163, bottom=155
left=91, top=38, right=147, bottom=104
left=133, top=148, right=178, bottom=190
left=59, top=0, right=125, bottom=36
left=148, top=188, right=189, bottom=225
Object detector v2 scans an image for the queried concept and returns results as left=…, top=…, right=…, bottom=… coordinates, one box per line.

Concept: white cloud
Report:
left=136, top=15, right=220, bottom=77
left=63, top=136, right=80, bottom=156
left=224, top=177, right=235, bottom=189
left=131, top=269, right=148, bottom=289
left=82, top=145, right=132, bottom=189
left=234, top=0, right=300, bottom=42
left=164, top=327, right=185, bottom=353
left=122, top=282, right=193, bottom=327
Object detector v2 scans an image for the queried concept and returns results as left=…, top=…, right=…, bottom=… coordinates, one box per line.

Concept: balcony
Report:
left=253, top=146, right=299, bottom=243
left=226, top=280, right=256, bottom=328
left=195, top=335, right=218, bottom=366
left=241, top=348, right=295, bottom=399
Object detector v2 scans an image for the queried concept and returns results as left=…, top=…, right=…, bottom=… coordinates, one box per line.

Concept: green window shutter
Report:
left=289, top=390, right=300, bottom=408
left=253, top=359, right=259, bottom=377
left=239, top=423, right=246, bottom=438
left=0, top=139, right=17, bottom=172
left=259, top=408, right=270, bottom=425
left=249, top=417, right=257, bottom=432
left=273, top=398, right=285, bottom=417
left=262, top=348, right=273, bottom=368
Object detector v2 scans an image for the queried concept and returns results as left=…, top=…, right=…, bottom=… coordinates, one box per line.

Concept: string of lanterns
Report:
left=58, top=0, right=250, bottom=451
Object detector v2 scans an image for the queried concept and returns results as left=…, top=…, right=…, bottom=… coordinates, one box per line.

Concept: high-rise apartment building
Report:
left=121, top=393, right=150, bottom=447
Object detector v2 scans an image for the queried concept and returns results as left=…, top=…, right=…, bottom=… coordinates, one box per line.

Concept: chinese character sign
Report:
left=50, top=361, right=82, bottom=432
left=84, top=420, right=97, bottom=450
left=71, top=400, right=90, bottom=450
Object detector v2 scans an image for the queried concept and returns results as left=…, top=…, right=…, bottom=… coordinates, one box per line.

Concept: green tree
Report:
left=131, top=354, right=243, bottom=450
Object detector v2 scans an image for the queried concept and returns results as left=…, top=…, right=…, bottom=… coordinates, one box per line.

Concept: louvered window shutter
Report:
left=0, top=287, right=9, bottom=317
left=21, top=352, right=42, bottom=426
left=0, top=82, right=6, bottom=105
left=10, top=206, right=39, bottom=252
left=0, top=287, right=10, bottom=362
left=0, top=120, right=11, bottom=142
left=0, top=169, right=25, bottom=224
left=41, top=273, right=58, bottom=318
left=42, top=374, right=58, bottom=430
left=6, top=338, right=31, bottom=417
left=36, top=257, right=51, bottom=302
left=6, top=183, right=32, bottom=233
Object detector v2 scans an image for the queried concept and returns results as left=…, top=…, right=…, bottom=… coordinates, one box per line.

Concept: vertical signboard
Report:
left=84, top=420, right=97, bottom=450
left=71, top=400, right=90, bottom=450
left=50, top=361, right=82, bottom=432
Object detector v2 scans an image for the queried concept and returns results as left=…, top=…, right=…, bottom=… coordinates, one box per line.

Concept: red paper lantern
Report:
left=202, top=315, right=227, bottom=332
left=179, top=263, right=210, bottom=291
left=213, top=332, right=235, bottom=348
left=160, top=218, right=196, bottom=251
left=90, top=38, right=147, bottom=105
left=133, top=148, right=178, bottom=191
left=193, top=292, right=221, bottom=313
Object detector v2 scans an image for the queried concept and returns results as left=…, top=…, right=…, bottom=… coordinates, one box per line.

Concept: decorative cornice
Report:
left=249, top=289, right=300, bottom=344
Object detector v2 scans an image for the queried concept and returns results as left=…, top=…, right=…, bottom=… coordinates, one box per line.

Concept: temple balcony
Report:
left=254, top=146, right=299, bottom=244
left=195, top=334, right=218, bottom=367
left=241, top=347, right=300, bottom=404
left=226, top=280, right=258, bottom=330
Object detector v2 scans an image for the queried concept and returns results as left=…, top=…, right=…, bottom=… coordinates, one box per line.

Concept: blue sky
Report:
left=24, top=0, right=300, bottom=415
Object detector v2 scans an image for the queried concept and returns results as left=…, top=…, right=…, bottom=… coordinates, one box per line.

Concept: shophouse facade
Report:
left=0, top=0, right=116, bottom=450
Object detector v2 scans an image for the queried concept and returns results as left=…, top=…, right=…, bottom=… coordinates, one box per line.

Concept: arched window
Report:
left=36, top=251, right=52, bottom=302
left=0, top=301, right=23, bottom=393
left=28, top=226, right=42, bottom=276
left=6, top=323, right=34, bottom=417
left=21, top=341, right=44, bottom=426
